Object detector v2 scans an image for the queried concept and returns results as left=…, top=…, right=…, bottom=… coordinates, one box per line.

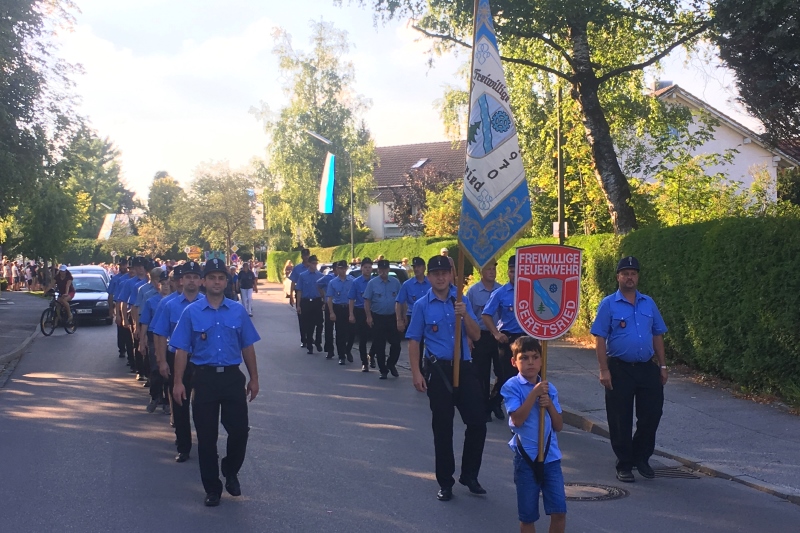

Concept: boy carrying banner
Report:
left=501, top=336, right=566, bottom=533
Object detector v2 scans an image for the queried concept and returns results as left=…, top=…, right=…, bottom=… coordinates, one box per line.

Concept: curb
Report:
left=0, top=327, right=38, bottom=367
left=561, top=404, right=800, bottom=506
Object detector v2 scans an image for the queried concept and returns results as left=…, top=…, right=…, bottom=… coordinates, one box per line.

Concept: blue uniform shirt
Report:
left=316, top=273, right=334, bottom=293
left=151, top=292, right=206, bottom=341
left=151, top=291, right=179, bottom=333
left=406, top=286, right=478, bottom=361
left=126, top=277, right=148, bottom=306
left=289, top=263, right=308, bottom=283
left=113, top=273, right=136, bottom=302
left=482, top=283, right=522, bottom=334
left=363, top=276, right=401, bottom=315
left=107, top=273, right=123, bottom=300
left=169, top=298, right=261, bottom=366
left=296, top=270, right=324, bottom=299
left=134, top=281, right=158, bottom=308
left=502, top=374, right=562, bottom=463
left=466, top=280, right=502, bottom=331
left=348, top=275, right=372, bottom=308
left=139, top=292, right=164, bottom=326
left=590, top=290, right=668, bottom=363
left=396, top=277, right=432, bottom=317
left=327, top=276, right=353, bottom=305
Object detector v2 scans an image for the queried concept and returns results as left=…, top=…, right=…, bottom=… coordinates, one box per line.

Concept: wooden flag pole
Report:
left=452, top=248, right=466, bottom=388
left=537, top=340, right=549, bottom=462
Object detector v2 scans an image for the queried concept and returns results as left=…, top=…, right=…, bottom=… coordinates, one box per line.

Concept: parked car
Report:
left=346, top=262, right=409, bottom=284
left=70, top=274, right=112, bottom=324
left=70, top=265, right=110, bottom=285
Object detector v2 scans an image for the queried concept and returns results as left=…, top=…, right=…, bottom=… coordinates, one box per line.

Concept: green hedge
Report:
left=267, top=218, right=800, bottom=402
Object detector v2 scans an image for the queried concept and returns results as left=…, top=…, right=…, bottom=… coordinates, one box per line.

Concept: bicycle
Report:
left=40, top=289, right=78, bottom=336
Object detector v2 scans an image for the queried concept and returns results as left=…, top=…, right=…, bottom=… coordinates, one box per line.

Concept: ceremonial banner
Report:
left=318, top=152, right=335, bottom=214
left=458, top=0, right=532, bottom=269
left=514, top=244, right=582, bottom=340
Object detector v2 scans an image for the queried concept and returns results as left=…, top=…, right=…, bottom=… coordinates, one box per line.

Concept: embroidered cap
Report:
left=616, top=256, right=640, bottom=273
left=427, top=255, right=451, bottom=272
left=411, top=257, right=425, bottom=267
left=202, top=258, right=228, bottom=278
left=376, top=259, right=390, bottom=269
left=182, top=261, right=203, bottom=276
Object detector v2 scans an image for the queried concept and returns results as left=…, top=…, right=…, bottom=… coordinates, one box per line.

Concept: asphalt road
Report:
left=1, top=285, right=799, bottom=532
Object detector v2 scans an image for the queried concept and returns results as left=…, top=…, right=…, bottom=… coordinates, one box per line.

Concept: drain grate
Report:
left=565, top=483, right=629, bottom=501
left=653, top=466, right=701, bottom=479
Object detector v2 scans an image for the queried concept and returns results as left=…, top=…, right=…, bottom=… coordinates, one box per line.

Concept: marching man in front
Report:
left=170, top=258, right=261, bottom=507
left=406, top=255, right=487, bottom=501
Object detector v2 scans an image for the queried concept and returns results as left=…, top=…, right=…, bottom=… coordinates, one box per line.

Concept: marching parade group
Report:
left=97, top=248, right=667, bottom=533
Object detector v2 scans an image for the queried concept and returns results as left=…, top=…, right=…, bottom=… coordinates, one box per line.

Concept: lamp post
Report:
left=304, top=130, right=355, bottom=261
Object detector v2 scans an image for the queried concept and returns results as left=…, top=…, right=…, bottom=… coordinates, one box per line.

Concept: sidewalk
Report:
left=547, top=339, right=800, bottom=504
left=0, top=290, right=44, bottom=366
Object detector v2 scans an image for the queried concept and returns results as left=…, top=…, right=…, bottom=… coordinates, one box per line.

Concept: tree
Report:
left=147, top=172, right=186, bottom=228
left=423, top=182, right=462, bottom=236
left=259, top=21, right=376, bottom=247
left=185, top=162, right=255, bottom=257
left=389, top=165, right=456, bottom=235
left=355, top=0, right=712, bottom=233
left=137, top=218, right=170, bottom=257
left=100, top=220, right=140, bottom=259
left=17, top=181, right=86, bottom=261
left=713, top=0, right=800, bottom=144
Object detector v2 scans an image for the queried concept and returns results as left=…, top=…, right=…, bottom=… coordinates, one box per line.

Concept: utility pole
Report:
left=557, top=87, right=565, bottom=246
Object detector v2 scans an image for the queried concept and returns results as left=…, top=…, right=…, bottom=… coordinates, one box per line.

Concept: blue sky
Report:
left=58, top=0, right=753, bottom=201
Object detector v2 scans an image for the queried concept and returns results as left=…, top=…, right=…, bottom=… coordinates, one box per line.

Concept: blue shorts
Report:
left=513, top=454, right=567, bottom=523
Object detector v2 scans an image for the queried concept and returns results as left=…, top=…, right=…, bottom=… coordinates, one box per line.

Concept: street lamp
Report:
left=304, top=130, right=355, bottom=261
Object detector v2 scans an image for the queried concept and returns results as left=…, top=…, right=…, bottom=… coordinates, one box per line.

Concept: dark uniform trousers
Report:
left=353, top=307, right=372, bottom=364
left=147, top=332, right=167, bottom=403
left=371, top=313, right=401, bottom=374
left=471, top=330, right=499, bottom=414
left=333, top=304, right=354, bottom=357
left=116, top=323, right=128, bottom=356
left=426, top=359, right=487, bottom=489
left=191, top=364, right=250, bottom=496
left=300, top=298, right=323, bottom=348
left=119, top=324, right=134, bottom=364
left=167, top=350, right=194, bottom=454
left=323, top=304, right=335, bottom=356
left=605, top=357, right=664, bottom=471
left=294, top=290, right=306, bottom=346
left=490, top=331, right=523, bottom=411
left=132, top=325, right=147, bottom=377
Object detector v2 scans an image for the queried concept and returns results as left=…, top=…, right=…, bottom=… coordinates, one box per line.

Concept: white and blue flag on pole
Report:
left=458, top=0, right=532, bottom=268
left=318, top=152, right=335, bottom=214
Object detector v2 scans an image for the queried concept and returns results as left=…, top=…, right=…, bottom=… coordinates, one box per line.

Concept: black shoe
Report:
left=389, top=365, right=399, bottom=377
left=204, top=493, right=221, bottom=507
left=118, top=352, right=125, bottom=358
left=379, top=373, right=388, bottom=380
left=307, top=347, right=314, bottom=354
left=325, top=354, right=334, bottom=360
left=486, top=413, right=492, bottom=423
left=492, top=404, right=505, bottom=421
left=362, top=365, right=369, bottom=372
left=315, top=343, right=323, bottom=353
left=369, top=358, right=376, bottom=369
left=175, top=452, right=190, bottom=463
left=636, top=461, right=655, bottom=479
left=459, top=478, right=487, bottom=495
left=300, top=343, right=306, bottom=348
left=347, top=353, right=353, bottom=363
left=338, top=359, right=345, bottom=365
left=616, top=469, right=635, bottom=483
left=221, top=462, right=241, bottom=496
left=436, top=487, right=453, bottom=501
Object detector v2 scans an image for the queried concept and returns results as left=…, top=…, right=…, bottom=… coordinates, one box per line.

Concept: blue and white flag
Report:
left=458, top=0, right=532, bottom=268
left=318, top=152, right=335, bottom=214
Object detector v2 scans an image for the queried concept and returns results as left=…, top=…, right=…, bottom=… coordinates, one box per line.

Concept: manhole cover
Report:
left=565, top=483, right=629, bottom=501
left=653, top=466, right=701, bottom=479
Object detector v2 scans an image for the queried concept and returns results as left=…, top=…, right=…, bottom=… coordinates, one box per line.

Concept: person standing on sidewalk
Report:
left=466, top=261, right=502, bottom=422
left=364, top=259, right=402, bottom=380
left=406, top=255, right=486, bottom=501
left=590, top=256, right=668, bottom=483
left=327, top=260, right=354, bottom=365
left=170, top=258, right=260, bottom=507
left=238, top=262, right=257, bottom=317
left=482, top=255, right=524, bottom=420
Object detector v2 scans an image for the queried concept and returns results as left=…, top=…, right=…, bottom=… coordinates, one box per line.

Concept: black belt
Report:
left=191, top=364, right=239, bottom=373
left=609, top=357, right=656, bottom=366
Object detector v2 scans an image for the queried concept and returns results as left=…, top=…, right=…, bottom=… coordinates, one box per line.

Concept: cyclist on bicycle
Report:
left=50, top=265, right=75, bottom=322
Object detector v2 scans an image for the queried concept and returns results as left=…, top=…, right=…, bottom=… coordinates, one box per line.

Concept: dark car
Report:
left=71, top=274, right=113, bottom=324
left=346, top=262, right=409, bottom=284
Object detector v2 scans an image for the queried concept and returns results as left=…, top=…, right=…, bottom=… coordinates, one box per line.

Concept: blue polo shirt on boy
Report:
left=139, top=292, right=163, bottom=327
left=502, top=374, right=562, bottom=463
left=289, top=262, right=308, bottom=283
left=590, top=290, right=668, bottom=363
left=151, top=292, right=206, bottom=342
left=396, top=276, right=431, bottom=317
left=466, top=280, right=501, bottom=331
left=482, top=282, right=523, bottom=333
left=150, top=291, right=179, bottom=330
left=327, top=276, right=353, bottom=305
left=363, top=275, right=401, bottom=315
left=296, top=270, right=324, bottom=299
left=169, top=298, right=261, bottom=366
left=406, top=286, right=478, bottom=361
left=348, top=275, right=372, bottom=308
left=316, top=272, right=334, bottom=294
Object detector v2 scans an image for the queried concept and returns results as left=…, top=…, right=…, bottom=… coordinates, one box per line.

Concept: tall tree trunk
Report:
left=569, top=22, right=638, bottom=234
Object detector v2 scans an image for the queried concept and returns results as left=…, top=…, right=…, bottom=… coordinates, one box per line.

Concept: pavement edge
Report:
left=0, top=327, right=38, bottom=366
left=560, top=404, right=800, bottom=506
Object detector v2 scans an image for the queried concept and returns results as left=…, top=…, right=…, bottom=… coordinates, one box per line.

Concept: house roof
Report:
left=654, top=84, right=800, bottom=168
left=373, top=141, right=465, bottom=201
